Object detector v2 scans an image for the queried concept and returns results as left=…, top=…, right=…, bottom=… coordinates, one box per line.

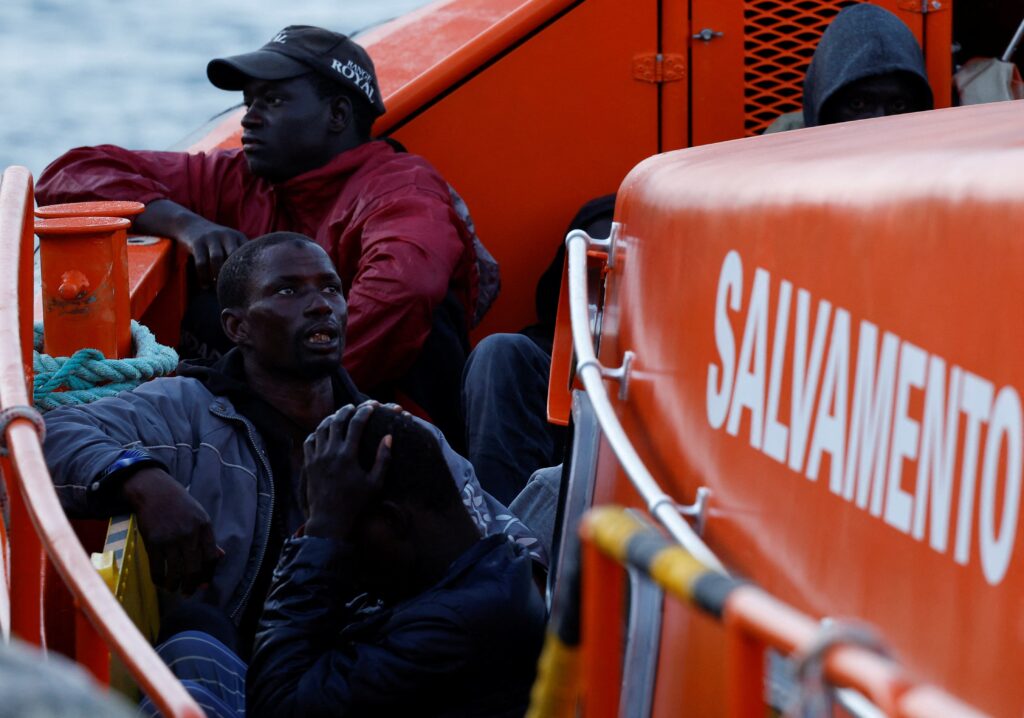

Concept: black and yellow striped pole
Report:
left=528, top=504, right=982, bottom=718
left=525, top=520, right=583, bottom=718
left=526, top=505, right=746, bottom=718
left=581, top=506, right=740, bottom=619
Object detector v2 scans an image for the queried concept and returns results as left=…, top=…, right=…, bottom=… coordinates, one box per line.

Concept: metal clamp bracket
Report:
left=578, top=350, right=634, bottom=402
left=785, top=620, right=893, bottom=718
left=567, top=222, right=621, bottom=269
left=649, top=487, right=711, bottom=536
left=633, top=53, right=686, bottom=84
left=677, top=486, right=711, bottom=536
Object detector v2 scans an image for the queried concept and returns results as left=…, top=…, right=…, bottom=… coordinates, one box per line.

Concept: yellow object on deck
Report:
left=91, top=514, right=160, bottom=699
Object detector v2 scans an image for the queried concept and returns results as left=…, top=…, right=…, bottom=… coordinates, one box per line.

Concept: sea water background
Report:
left=0, top=0, right=431, bottom=180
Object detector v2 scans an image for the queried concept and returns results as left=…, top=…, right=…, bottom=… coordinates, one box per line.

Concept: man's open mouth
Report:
left=304, top=326, right=340, bottom=347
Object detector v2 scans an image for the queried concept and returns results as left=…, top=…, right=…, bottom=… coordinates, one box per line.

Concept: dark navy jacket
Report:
left=247, top=534, right=546, bottom=717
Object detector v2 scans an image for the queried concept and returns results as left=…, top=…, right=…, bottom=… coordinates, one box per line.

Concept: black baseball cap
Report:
left=207, top=25, right=386, bottom=116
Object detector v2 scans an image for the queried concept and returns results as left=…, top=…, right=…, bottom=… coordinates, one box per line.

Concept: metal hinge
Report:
left=896, top=0, right=947, bottom=13
left=633, top=53, right=685, bottom=84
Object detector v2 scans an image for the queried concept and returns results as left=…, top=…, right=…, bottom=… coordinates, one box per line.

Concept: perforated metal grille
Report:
left=744, top=0, right=864, bottom=135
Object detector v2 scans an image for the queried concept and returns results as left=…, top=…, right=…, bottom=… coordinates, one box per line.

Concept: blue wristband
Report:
left=88, top=448, right=166, bottom=502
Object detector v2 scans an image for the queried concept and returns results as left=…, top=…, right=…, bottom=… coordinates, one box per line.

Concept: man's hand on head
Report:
left=121, top=467, right=223, bottom=595
left=134, top=199, right=247, bottom=288
left=302, top=401, right=392, bottom=542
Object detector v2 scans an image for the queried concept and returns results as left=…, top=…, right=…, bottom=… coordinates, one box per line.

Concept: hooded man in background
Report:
left=765, top=4, right=933, bottom=132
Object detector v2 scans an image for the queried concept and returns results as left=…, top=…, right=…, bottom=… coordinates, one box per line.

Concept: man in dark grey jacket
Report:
left=44, top=232, right=542, bottom=654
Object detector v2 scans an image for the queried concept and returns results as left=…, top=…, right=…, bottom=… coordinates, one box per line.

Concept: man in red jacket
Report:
left=36, top=25, right=476, bottom=444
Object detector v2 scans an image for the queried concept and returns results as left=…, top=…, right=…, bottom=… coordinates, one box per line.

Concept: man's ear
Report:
left=328, top=94, right=354, bottom=134
left=221, top=308, right=248, bottom=346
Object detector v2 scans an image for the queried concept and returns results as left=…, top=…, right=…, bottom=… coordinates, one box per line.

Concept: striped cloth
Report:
left=138, top=631, right=246, bottom=718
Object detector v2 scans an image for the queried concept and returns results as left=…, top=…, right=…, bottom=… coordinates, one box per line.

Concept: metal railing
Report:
left=573, top=507, right=988, bottom=718
left=565, top=228, right=725, bottom=572
left=559, top=227, right=990, bottom=717
left=0, top=166, right=203, bottom=717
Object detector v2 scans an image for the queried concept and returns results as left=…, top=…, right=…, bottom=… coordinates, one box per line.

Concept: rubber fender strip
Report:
left=524, top=631, right=581, bottom=718
left=691, top=572, right=745, bottom=620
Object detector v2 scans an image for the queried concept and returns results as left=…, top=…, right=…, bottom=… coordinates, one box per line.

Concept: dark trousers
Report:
left=461, top=333, right=565, bottom=505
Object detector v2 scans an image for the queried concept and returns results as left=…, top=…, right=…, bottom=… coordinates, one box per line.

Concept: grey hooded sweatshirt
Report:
left=802, top=3, right=932, bottom=127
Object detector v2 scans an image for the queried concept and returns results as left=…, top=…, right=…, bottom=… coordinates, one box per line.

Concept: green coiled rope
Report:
left=33, top=321, right=179, bottom=412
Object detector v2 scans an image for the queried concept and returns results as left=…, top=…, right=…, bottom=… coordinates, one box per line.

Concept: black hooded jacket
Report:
left=802, top=4, right=932, bottom=127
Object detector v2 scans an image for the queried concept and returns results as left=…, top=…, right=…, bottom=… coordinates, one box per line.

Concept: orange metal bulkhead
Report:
left=592, top=100, right=1024, bottom=716
left=1, top=0, right=973, bottom=713
left=579, top=537, right=626, bottom=717
left=388, top=0, right=662, bottom=340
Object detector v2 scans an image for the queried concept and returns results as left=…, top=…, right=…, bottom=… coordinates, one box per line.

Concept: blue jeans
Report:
left=139, top=631, right=246, bottom=718
left=461, top=333, right=565, bottom=504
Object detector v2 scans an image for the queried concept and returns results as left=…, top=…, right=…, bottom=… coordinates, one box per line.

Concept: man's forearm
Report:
left=36, top=145, right=191, bottom=207
left=133, top=199, right=206, bottom=241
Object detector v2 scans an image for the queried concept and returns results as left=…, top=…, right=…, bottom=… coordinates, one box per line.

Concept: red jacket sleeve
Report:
left=35, top=144, right=247, bottom=223
left=340, top=184, right=469, bottom=389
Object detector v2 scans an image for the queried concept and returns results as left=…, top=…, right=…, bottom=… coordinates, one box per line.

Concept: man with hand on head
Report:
left=139, top=402, right=546, bottom=718
left=43, top=233, right=541, bottom=662
left=36, top=26, right=477, bottom=440
left=240, top=402, right=546, bottom=717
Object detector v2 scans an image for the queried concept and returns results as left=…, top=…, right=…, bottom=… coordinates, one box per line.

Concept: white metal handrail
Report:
left=566, top=226, right=894, bottom=718
left=564, top=228, right=725, bottom=573
left=1002, top=17, right=1024, bottom=62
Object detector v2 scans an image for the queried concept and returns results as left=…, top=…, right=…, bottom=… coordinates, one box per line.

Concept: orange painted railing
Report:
left=0, top=166, right=203, bottom=717
left=572, top=506, right=988, bottom=718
